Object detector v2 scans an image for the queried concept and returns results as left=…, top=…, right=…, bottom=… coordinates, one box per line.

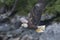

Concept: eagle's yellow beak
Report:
left=36, top=25, right=45, bottom=33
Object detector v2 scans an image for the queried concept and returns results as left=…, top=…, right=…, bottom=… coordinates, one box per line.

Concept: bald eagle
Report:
left=28, top=0, right=47, bottom=29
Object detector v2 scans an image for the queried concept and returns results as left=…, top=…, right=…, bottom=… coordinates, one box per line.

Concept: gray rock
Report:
left=41, top=13, right=56, bottom=21
left=19, top=23, right=60, bottom=40
left=0, top=14, right=60, bottom=40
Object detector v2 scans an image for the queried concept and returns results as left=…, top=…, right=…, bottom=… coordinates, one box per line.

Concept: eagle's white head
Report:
left=21, top=23, right=28, bottom=28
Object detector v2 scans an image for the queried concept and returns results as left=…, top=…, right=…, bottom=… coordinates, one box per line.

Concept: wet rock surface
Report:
left=0, top=15, right=60, bottom=40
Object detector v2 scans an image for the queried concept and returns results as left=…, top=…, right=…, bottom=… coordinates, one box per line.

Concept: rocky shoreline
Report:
left=0, top=14, right=60, bottom=40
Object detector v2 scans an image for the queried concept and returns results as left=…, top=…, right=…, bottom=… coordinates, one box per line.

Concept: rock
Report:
left=19, top=22, right=60, bottom=40
left=9, top=37, right=20, bottom=40
left=0, top=24, right=11, bottom=32
left=20, top=17, right=28, bottom=23
left=41, top=13, right=56, bottom=21
left=0, top=14, right=60, bottom=40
